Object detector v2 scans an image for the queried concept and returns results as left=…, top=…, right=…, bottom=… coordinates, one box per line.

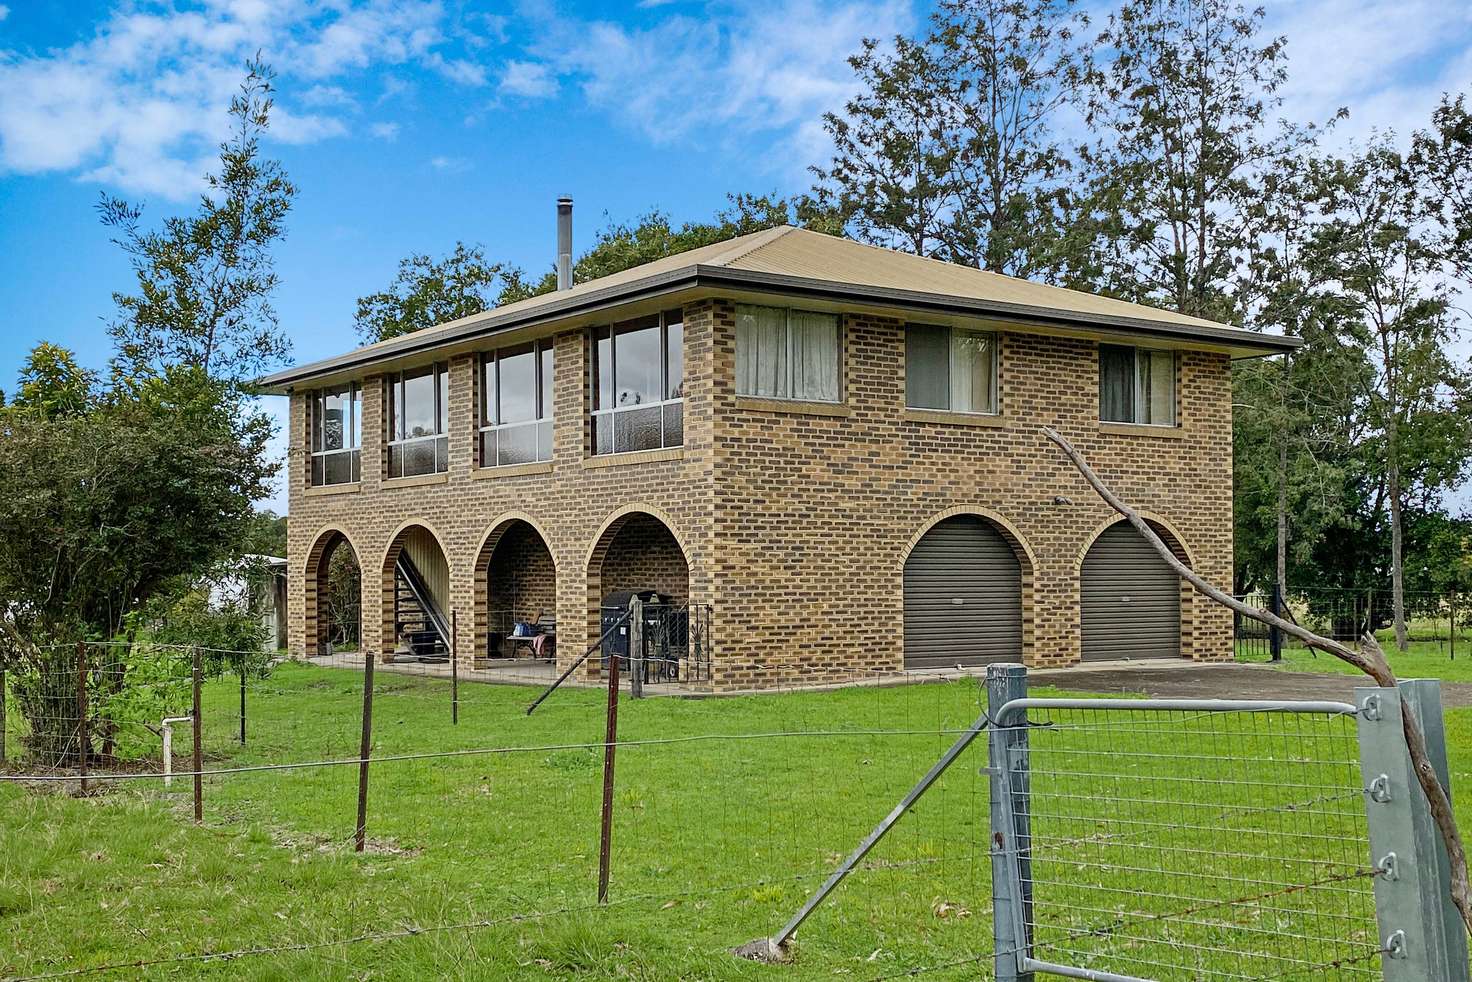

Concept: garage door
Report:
left=904, top=516, right=1022, bottom=669
left=1081, top=521, right=1180, bottom=661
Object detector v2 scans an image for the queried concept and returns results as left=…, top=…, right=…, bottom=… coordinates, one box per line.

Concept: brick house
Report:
left=262, top=213, right=1297, bottom=688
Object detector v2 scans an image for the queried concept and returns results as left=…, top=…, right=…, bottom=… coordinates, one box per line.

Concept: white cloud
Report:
left=369, top=120, right=400, bottom=140
left=429, top=154, right=470, bottom=172
left=0, top=6, right=11, bottom=22
left=0, top=0, right=470, bottom=198
left=534, top=0, right=913, bottom=174
left=1268, top=0, right=1472, bottom=147
left=500, top=59, right=556, bottom=98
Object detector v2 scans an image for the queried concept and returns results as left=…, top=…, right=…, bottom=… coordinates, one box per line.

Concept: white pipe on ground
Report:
left=160, top=715, right=193, bottom=787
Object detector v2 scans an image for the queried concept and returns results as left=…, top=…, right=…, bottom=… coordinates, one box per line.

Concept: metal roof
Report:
left=259, top=225, right=1299, bottom=392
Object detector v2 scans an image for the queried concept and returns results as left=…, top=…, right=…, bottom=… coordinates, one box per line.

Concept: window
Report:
left=480, top=341, right=554, bottom=466
left=310, top=383, right=361, bottom=486
left=388, top=363, right=449, bottom=478
left=1100, top=344, right=1175, bottom=425
left=592, top=309, right=684, bottom=455
left=735, top=304, right=840, bottom=402
left=905, top=324, right=998, bottom=414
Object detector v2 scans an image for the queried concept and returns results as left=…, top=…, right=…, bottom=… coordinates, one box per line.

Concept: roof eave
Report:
left=258, top=264, right=1300, bottom=393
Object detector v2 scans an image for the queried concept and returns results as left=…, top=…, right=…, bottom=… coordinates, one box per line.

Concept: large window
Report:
left=480, top=341, right=554, bottom=466
left=735, top=304, right=840, bottom=402
left=905, top=324, right=998, bottom=414
left=592, top=310, right=684, bottom=455
left=1100, top=344, right=1175, bottom=426
left=310, top=383, right=361, bottom=486
left=388, top=363, right=449, bottom=478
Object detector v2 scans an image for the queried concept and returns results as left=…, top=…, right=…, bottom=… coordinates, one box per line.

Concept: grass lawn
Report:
left=1237, top=638, right=1472, bottom=682
left=3, top=661, right=1467, bottom=980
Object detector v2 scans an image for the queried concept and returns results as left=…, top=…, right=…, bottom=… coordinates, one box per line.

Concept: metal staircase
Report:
left=394, top=553, right=450, bottom=662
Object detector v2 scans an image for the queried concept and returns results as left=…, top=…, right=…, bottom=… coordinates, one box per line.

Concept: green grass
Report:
left=3, top=662, right=1469, bottom=980
left=1237, top=637, right=1472, bottom=682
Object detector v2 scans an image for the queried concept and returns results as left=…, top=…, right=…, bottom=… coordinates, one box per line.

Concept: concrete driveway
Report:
left=1031, top=659, right=1472, bottom=709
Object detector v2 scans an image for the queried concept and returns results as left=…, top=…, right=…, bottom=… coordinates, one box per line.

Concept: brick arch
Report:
left=303, top=525, right=362, bottom=658
left=378, top=520, right=453, bottom=663
left=900, top=506, right=1037, bottom=664
left=472, top=512, right=559, bottom=663
left=584, top=506, right=693, bottom=668
left=1076, top=514, right=1199, bottom=660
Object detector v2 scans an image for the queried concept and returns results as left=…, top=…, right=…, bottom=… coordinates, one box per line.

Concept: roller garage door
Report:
left=903, top=516, right=1022, bottom=669
left=1081, top=521, right=1181, bottom=661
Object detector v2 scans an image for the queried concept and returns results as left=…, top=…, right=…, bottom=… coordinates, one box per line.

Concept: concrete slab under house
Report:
left=261, top=201, right=1299, bottom=691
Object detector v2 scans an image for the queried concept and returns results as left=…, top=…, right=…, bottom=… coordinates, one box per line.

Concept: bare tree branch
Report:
left=1041, top=424, right=1472, bottom=935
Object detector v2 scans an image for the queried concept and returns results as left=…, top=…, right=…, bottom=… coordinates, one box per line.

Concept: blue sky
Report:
left=2, top=0, right=1470, bottom=512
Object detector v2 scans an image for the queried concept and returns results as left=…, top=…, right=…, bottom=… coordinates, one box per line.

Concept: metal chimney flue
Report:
left=556, top=196, right=573, bottom=291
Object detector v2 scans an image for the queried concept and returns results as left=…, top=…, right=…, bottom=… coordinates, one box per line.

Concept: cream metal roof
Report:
left=260, top=225, right=1297, bottom=392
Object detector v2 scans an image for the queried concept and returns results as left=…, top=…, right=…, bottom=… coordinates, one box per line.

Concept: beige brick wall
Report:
left=285, top=294, right=1233, bottom=687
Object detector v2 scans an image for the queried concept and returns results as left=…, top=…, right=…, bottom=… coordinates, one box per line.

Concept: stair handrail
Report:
left=395, top=553, right=452, bottom=651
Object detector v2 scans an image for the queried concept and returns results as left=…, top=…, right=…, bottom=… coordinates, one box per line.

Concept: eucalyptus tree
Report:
left=99, top=59, right=296, bottom=385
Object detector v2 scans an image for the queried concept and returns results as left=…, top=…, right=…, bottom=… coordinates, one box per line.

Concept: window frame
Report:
left=904, top=324, right=1000, bottom=416
left=590, top=309, right=685, bottom=456
left=387, top=362, right=450, bottom=479
left=309, top=382, right=362, bottom=487
left=735, top=304, right=843, bottom=404
left=478, top=340, right=555, bottom=468
left=1099, top=344, right=1177, bottom=427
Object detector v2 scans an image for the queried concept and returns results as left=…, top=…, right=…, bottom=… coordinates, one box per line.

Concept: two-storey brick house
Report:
left=262, top=217, right=1297, bottom=688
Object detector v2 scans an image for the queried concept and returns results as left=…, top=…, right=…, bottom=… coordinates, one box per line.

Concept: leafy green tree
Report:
left=99, top=59, right=295, bottom=384
left=356, top=194, right=839, bottom=341
left=10, top=343, right=97, bottom=417
left=1079, top=0, right=1323, bottom=322
left=813, top=0, right=1089, bottom=277
left=0, top=360, right=274, bottom=761
left=1295, top=139, right=1472, bottom=649
left=353, top=243, right=534, bottom=343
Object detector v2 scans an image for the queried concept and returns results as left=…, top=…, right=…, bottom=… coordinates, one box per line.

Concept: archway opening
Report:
left=479, top=519, right=558, bottom=662
left=903, top=514, right=1029, bottom=669
left=381, top=525, right=452, bottom=663
left=586, top=512, right=692, bottom=677
left=306, top=530, right=362, bottom=658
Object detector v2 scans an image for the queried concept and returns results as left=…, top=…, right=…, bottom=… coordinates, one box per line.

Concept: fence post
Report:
left=629, top=596, right=644, bottom=700
left=1355, top=680, right=1470, bottom=980
left=191, top=646, right=203, bottom=823
left=1451, top=590, right=1457, bottom=661
left=355, top=648, right=376, bottom=853
left=238, top=661, right=247, bottom=745
left=451, top=609, right=459, bottom=726
left=987, top=663, right=1033, bottom=982
left=1269, top=584, right=1283, bottom=661
left=597, top=645, right=621, bottom=903
left=0, top=666, right=6, bottom=766
left=76, top=641, right=88, bottom=794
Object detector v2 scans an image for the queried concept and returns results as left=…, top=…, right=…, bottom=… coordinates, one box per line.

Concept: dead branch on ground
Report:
left=1041, top=424, right=1472, bottom=936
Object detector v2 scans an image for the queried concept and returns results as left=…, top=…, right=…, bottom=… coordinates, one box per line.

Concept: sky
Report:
left=1, top=0, right=1471, bottom=514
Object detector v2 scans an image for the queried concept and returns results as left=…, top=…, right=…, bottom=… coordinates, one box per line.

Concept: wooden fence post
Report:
left=239, top=661, right=247, bottom=745
left=597, top=648, right=621, bottom=904
left=354, top=648, right=376, bottom=852
left=76, top=642, right=88, bottom=794
left=451, top=610, right=459, bottom=726
left=192, top=646, right=202, bottom=823
left=0, top=666, right=6, bottom=766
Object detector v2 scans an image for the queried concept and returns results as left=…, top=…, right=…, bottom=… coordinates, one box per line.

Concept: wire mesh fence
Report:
left=0, top=645, right=1449, bottom=980
left=994, top=702, right=1382, bottom=980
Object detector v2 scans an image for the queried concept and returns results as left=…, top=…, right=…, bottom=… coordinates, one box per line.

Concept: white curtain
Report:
left=789, top=311, right=839, bottom=401
left=950, top=331, right=996, bottom=413
left=736, top=305, right=787, bottom=397
left=1140, top=349, right=1175, bottom=425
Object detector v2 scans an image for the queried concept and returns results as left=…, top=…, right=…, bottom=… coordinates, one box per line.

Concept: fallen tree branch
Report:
left=1041, top=424, right=1472, bottom=936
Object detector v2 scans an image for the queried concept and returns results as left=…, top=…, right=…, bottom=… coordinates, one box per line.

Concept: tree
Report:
left=99, top=58, right=296, bottom=384
left=1079, top=0, right=1321, bottom=323
left=0, top=357, right=274, bottom=761
left=353, top=243, right=533, bottom=343
left=10, top=343, right=97, bottom=417
left=355, top=194, right=840, bottom=341
left=1297, top=139, right=1472, bottom=649
left=812, top=0, right=1090, bottom=278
